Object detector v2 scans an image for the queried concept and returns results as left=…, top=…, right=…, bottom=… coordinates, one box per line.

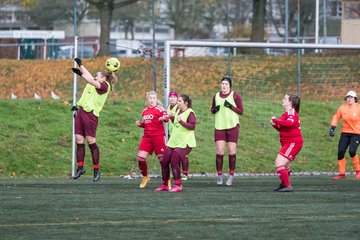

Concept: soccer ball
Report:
left=105, top=57, right=120, bottom=72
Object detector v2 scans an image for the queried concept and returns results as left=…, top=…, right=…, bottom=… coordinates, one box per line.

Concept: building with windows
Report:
left=341, top=0, right=360, bottom=44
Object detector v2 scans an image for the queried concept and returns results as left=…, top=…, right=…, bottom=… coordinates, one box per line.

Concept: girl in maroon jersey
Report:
left=135, top=91, right=169, bottom=188
left=270, top=93, right=303, bottom=192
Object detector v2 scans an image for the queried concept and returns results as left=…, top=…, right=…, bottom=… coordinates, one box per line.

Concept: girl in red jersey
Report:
left=329, top=90, right=360, bottom=180
left=155, top=94, right=196, bottom=192
left=270, top=93, right=303, bottom=192
left=211, top=77, right=244, bottom=186
left=71, top=58, right=117, bottom=182
left=135, top=91, right=169, bottom=188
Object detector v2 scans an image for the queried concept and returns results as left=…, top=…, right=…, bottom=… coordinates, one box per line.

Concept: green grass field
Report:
left=1, top=176, right=360, bottom=240
left=0, top=98, right=344, bottom=178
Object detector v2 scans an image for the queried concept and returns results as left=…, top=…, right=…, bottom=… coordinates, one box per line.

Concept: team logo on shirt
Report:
left=143, top=114, right=154, bottom=123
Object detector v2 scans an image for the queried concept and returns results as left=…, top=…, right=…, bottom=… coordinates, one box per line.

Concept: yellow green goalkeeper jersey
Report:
left=77, top=81, right=110, bottom=117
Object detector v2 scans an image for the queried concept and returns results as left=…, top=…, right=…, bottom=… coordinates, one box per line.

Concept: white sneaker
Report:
left=217, top=174, right=223, bottom=186
left=226, top=175, right=234, bottom=186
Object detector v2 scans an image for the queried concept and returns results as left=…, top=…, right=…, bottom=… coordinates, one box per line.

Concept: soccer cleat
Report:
left=273, top=184, right=286, bottom=191
left=276, top=186, right=294, bottom=192
left=333, top=174, right=346, bottom=180
left=168, top=184, right=183, bottom=192
left=226, top=175, right=234, bottom=186
left=217, top=174, right=223, bottom=186
left=168, top=179, right=172, bottom=190
left=74, top=168, right=85, bottom=179
left=181, top=174, right=188, bottom=181
left=355, top=171, right=360, bottom=179
left=140, top=176, right=150, bottom=188
left=154, top=184, right=169, bottom=192
left=93, top=171, right=100, bottom=182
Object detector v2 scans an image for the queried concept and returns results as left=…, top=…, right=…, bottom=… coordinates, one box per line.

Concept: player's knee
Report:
left=157, top=154, right=163, bottom=161
left=349, top=151, right=357, bottom=158
left=137, top=156, right=146, bottom=162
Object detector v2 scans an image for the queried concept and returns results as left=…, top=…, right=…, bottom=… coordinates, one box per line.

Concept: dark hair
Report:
left=180, top=94, right=192, bottom=108
left=221, top=76, right=232, bottom=88
left=287, top=93, right=301, bottom=113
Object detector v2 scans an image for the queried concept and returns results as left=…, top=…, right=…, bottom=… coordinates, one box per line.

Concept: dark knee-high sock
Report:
left=277, top=166, right=290, bottom=187
left=76, top=143, right=85, bottom=168
left=171, top=152, right=182, bottom=185
left=161, top=154, right=171, bottom=185
left=137, top=156, right=147, bottom=177
left=182, top=156, right=189, bottom=174
left=229, top=154, right=236, bottom=175
left=89, top=143, right=100, bottom=171
left=216, top=154, right=224, bottom=175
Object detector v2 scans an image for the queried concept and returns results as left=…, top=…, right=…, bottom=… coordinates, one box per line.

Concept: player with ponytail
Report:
left=71, top=58, right=116, bottom=181
left=270, top=93, right=303, bottom=192
left=155, top=94, right=196, bottom=192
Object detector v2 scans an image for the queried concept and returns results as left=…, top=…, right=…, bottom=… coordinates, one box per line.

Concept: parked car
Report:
left=109, top=40, right=144, bottom=58
left=57, top=45, right=95, bottom=59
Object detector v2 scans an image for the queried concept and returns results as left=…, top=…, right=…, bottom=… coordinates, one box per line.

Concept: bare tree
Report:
left=250, top=0, right=266, bottom=42
left=23, top=0, right=87, bottom=30
left=113, top=1, right=149, bottom=40
left=85, top=0, right=139, bottom=56
left=268, top=0, right=316, bottom=39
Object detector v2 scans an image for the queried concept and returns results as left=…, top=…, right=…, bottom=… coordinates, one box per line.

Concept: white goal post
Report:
left=163, top=41, right=360, bottom=108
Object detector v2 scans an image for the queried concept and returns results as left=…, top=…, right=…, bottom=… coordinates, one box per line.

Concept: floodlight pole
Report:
left=226, top=1, right=231, bottom=76
left=285, top=0, right=289, bottom=43
left=323, top=0, right=327, bottom=43
left=297, top=0, right=301, bottom=97
left=152, top=0, right=157, bottom=92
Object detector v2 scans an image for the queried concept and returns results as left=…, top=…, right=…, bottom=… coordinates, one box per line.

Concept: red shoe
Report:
left=168, top=184, right=183, bottom=192
left=355, top=171, right=360, bottom=179
left=154, top=184, right=169, bottom=192
left=333, top=174, right=346, bottom=180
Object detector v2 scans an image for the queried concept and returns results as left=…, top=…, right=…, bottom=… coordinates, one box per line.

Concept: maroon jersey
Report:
left=272, top=108, right=302, bottom=141
left=139, top=106, right=168, bottom=137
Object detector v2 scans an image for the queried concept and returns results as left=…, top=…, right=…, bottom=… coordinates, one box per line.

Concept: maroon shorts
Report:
left=279, top=139, right=304, bottom=161
left=138, top=135, right=166, bottom=155
left=214, top=125, right=240, bottom=143
left=75, top=107, right=98, bottom=138
left=163, top=146, right=192, bottom=162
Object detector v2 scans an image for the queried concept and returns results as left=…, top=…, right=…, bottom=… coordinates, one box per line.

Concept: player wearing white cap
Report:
left=329, top=90, right=360, bottom=179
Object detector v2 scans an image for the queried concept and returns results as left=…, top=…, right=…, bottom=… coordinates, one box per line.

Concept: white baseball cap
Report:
left=345, top=90, right=357, bottom=98
left=344, top=91, right=357, bottom=102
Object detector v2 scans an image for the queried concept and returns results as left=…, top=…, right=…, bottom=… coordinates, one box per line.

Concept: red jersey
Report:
left=139, top=106, right=169, bottom=137
left=272, top=108, right=302, bottom=141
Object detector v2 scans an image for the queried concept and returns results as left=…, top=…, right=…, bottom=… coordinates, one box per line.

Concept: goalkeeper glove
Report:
left=74, top=58, right=82, bottom=66
left=72, top=68, right=82, bottom=76
left=329, top=126, right=336, bottom=137
left=213, top=105, right=220, bottom=113
left=71, top=106, right=78, bottom=112
left=224, top=100, right=233, bottom=109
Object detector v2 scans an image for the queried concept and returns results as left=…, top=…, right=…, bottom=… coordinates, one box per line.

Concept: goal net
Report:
left=151, top=41, right=360, bottom=174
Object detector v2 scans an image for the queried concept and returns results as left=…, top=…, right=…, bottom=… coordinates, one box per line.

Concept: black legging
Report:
left=338, top=133, right=360, bottom=160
